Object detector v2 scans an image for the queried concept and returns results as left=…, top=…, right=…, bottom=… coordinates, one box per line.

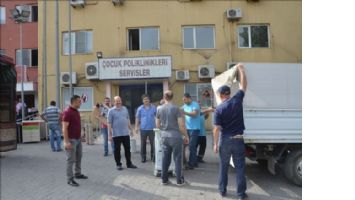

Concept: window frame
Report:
left=182, top=25, right=216, bottom=49
left=184, top=83, right=213, bottom=108
left=62, top=30, right=93, bottom=55
left=15, top=4, right=38, bottom=23
left=237, top=25, right=270, bottom=48
left=15, top=48, right=38, bottom=67
left=127, top=27, right=160, bottom=51
left=0, top=6, right=5, bottom=24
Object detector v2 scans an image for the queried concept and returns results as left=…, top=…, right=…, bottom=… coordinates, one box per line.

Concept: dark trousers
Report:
left=197, top=136, right=207, bottom=160
left=113, top=136, right=132, bottom=166
left=140, top=130, right=155, bottom=160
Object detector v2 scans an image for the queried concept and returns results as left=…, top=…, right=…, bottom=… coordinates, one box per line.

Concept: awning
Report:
left=16, top=82, right=34, bottom=92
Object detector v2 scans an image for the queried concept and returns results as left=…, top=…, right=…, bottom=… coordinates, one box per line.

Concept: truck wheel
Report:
left=284, top=149, right=302, bottom=186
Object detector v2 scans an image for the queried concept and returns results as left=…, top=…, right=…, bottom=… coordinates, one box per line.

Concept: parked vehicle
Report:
left=213, top=63, right=302, bottom=186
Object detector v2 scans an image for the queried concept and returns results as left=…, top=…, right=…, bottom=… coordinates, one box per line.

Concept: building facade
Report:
left=1, top=0, right=39, bottom=114
left=37, top=0, right=301, bottom=126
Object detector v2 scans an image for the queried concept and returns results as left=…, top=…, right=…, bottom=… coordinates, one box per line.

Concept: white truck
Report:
left=212, top=63, right=302, bottom=186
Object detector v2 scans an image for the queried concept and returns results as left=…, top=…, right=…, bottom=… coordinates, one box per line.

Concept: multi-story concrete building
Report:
left=37, top=0, right=301, bottom=126
left=0, top=0, right=38, bottom=113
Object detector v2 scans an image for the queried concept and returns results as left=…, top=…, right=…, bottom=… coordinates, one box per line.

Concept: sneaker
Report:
left=219, top=191, right=226, bottom=197
left=236, top=193, right=248, bottom=200
left=67, top=179, right=79, bottom=187
left=141, top=158, right=146, bottom=163
left=161, top=180, right=171, bottom=185
left=74, top=174, right=88, bottom=179
left=127, top=164, right=137, bottom=169
left=198, top=158, right=205, bottom=163
left=176, top=180, right=188, bottom=187
left=56, top=149, right=63, bottom=152
left=104, top=152, right=108, bottom=157
left=117, top=165, right=123, bottom=170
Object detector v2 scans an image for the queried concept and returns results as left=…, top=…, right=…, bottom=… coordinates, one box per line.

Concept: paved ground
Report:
left=0, top=134, right=301, bottom=200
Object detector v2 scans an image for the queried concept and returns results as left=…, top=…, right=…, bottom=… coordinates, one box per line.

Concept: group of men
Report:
left=40, top=63, right=248, bottom=199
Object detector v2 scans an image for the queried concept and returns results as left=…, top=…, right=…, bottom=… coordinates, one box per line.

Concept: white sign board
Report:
left=99, top=56, right=172, bottom=80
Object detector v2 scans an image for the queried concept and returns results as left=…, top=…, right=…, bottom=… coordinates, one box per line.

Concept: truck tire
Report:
left=284, top=149, right=302, bottom=186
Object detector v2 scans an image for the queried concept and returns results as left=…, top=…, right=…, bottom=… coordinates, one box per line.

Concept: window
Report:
left=15, top=5, right=38, bottom=22
left=184, top=83, right=213, bottom=108
left=16, top=49, right=38, bottom=67
left=238, top=25, right=269, bottom=48
left=0, top=6, right=5, bottom=24
left=183, top=26, right=215, bottom=49
left=128, top=27, right=159, bottom=50
left=63, top=31, right=93, bottom=55
left=0, top=49, right=5, bottom=56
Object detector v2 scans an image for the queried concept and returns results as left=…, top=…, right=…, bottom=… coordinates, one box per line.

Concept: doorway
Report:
left=119, top=83, right=163, bottom=123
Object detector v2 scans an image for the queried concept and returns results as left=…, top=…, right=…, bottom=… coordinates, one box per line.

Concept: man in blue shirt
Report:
left=40, top=100, right=62, bottom=152
left=213, top=64, right=248, bottom=200
left=181, top=93, right=200, bottom=169
left=108, top=96, right=137, bottom=170
left=135, top=94, right=157, bottom=163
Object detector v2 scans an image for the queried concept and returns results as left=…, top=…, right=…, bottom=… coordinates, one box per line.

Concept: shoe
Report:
left=127, top=164, right=137, bottom=169
left=141, top=158, right=146, bottom=163
left=219, top=191, right=226, bottom=197
left=176, top=180, right=188, bottom=187
left=104, top=152, right=108, bottom=157
left=117, top=165, right=123, bottom=170
left=187, top=165, right=194, bottom=170
left=67, top=179, right=79, bottom=187
left=56, top=149, right=63, bottom=152
left=74, top=174, right=88, bottom=179
left=161, top=180, right=171, bottom=185
left=237, top=194, right=248, bottom=200
left=198, top=158, right=205, bottom=163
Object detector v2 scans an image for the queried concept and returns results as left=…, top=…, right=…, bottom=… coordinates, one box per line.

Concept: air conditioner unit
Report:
left=70, top=0, right=85, bottom=8
left=61, top=72, right=77, bottom=84
left=226, top=62, right=238, bottom=70
left=175, top=70, right=190, bottom=81
left=85, top=62, right=99, bottom=79
left=226, top=8, right=242, bottom=20
left=112, top=0, right=124, bottom=6
left=198, top=65, right=215, bottom=78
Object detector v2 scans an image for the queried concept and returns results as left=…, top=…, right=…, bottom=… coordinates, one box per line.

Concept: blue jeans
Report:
left=161, top=137, right=184, bottom=183
left=188, top=129, right=200, bottom=167
left=48, top=123, right=62, bottom=151
left=218, top=136, right=247, bottom=197
left=101, top=128, right=115, bottom=154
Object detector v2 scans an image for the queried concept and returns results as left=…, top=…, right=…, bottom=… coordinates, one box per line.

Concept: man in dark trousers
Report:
left=63, top=95, right=88, bottom=187
left=108, top=96, right=137, bottom=170
left=213, top=63, right=248, bottom=200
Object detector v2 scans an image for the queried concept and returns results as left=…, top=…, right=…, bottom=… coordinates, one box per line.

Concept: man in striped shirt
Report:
left=41, top=100, right=62, bottom=152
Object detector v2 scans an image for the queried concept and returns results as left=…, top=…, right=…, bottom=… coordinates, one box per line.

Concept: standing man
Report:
left=156, top=90, right=189, bottom=186
left=62, top=95, right=88, bottom=187
left=197, top=104, right=215, bottom=163
left=40, top=100, right=62, bottom=152
left=16, top=97, right=27, bottom=119
left=181, top=93, right=200, bottom=169
left=96, top=97, right=115, bottom=156
left=135, top=94, right=157, bottom=163
left=108, top=96, right=137, bottom=170
left=213, top=64, right=248, bottom=199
